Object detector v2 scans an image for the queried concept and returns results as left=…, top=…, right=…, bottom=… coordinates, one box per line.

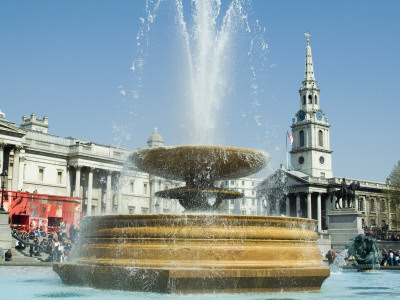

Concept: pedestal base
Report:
left=53, top=214, right=330, bottom=293
left=53, top=264, right=329, bottom=293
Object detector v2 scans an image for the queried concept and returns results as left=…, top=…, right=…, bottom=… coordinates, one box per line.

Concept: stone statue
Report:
left=331, top=179, right=360, bottom=209
left=346, top=234, right=382, bottom=271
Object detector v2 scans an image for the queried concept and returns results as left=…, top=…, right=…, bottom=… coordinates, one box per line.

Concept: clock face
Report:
left=299, top=111, right=306, bottom=121
left=316, top=111, right=323, bottom=120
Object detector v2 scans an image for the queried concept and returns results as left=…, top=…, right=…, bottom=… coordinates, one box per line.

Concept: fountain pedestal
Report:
left=54, top=214, right=329, bottom=293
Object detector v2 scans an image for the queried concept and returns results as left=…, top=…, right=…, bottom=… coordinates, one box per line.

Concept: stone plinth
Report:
left=0, top=211, right=11, bottom=250
left=54, top=214, right=329, bottom=293
left=328, top=208, right=364, bottom=250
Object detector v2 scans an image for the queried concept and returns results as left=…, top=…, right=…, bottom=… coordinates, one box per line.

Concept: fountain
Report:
left=53, top=145, right=329, bottom=293
left=53, top=0, right=329, bottom=293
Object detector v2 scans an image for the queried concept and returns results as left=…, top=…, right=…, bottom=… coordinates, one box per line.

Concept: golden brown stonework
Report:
left=53, top=214, right=329, bottom=293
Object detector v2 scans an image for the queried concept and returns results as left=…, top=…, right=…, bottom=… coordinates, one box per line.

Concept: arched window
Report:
left=299, top=130, right=305, bottom=147
left=308, top=95, right=312, bottom=104
left=318, top=130, right=323, bottom=147
left=303, top=95, right=306, bottom=105
left=315, top=95, right=318, bottom=104
left=370, top=199, right=375, bottom=212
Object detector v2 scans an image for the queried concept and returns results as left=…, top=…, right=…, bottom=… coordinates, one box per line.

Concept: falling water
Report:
left=131, top=0, right=268, bottom=146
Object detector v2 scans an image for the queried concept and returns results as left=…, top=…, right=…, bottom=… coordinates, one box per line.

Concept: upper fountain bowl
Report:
left=130, top=146, right=268, bottom=186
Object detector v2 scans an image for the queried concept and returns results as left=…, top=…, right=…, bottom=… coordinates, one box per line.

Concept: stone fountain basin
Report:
left=129, top=146, right=268, bottom=185
left=53, top=214, right=329, bottom=293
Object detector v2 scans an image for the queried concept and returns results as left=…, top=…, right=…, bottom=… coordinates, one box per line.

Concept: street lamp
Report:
left=0, top=170, right=8, bottom=211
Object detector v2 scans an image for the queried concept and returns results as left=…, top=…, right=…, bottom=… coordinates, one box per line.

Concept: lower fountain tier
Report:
left=53, top=214, right=330, bottom=293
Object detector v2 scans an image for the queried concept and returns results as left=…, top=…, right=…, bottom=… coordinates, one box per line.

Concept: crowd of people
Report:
left=10, top=220, right=79, bottom=262
left=380, top=248, right=400, bottom=266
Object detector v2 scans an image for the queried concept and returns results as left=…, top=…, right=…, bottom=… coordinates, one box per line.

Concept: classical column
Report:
left=307, top=193, right=312, bottom=219
left=296, top=194, right=301, bottom=217
left=317, top=193, right=322, bottom=231
left=66, top=166, right=71, bottom=197
left=285, top=195, right=290, bottom=217
left=116, top=173, right=123, bottom=214
left=86, top=167, right=94, bottom=216
left=74, top=165, right=81, bottom=198
left=149, top=176, right=155, bottom=214
left=0, top=143, right=4, bottom=172
left=11, top=147, right=21, bottom=191
left=18, top=155, right=25, bottom=190
left=105, top=171, right=112, bottom=214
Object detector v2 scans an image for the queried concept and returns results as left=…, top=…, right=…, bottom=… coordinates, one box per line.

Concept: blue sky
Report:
left=0, top=0, right=399, bottom=183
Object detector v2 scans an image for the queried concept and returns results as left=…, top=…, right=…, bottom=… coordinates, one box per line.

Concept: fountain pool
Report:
left=1, top=266, right=398, bottom=299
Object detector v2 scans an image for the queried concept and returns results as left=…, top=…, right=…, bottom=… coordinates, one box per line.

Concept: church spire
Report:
left=303, top=32, right=316, bottom=84
left=299, top=32, right=320, bottom=111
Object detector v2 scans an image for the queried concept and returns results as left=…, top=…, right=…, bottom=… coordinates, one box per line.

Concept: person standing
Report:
left=5, top=249, right=12, bottom=261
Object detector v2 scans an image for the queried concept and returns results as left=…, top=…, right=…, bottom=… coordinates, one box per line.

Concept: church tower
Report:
left=290, top=34, right=332, bottom=178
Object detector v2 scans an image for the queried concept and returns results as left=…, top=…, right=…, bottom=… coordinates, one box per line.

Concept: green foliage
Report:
left=386, top=161, right=400, bottom=204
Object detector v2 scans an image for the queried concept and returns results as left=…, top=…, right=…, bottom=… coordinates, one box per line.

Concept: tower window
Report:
left=315, top=95, right=318, bottom=104
left=303, top=96, right=306, bottom=105
left=308, top=95, right=312, bottom=104
left=318, top=130, right=324, bottom=147
left=319, top=156, right=325, bottom=164
left=298, top=156, right=304, bottom=164
left=299, top=130, right=305, bottom=147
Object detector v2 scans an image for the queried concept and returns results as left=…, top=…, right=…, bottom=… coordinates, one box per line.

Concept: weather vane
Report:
left=305, top=31, right=311, bottom=44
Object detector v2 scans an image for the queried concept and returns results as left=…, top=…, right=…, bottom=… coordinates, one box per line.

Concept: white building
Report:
left=0, top=115, right=184, bottom=216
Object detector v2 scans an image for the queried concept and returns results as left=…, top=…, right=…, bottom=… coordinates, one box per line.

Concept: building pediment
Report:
left=0, top=119, right=26, bottom=139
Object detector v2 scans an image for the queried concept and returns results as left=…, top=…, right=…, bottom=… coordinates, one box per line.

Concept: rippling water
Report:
left=1, top=266, right=399, bottom=299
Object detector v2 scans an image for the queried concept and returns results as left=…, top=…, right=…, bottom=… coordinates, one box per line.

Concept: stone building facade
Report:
left=0, top=115, right=184, bottom=216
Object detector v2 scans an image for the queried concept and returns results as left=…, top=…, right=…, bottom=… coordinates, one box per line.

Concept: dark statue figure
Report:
left=346, top=234, right=382, bottom=271
left=331, top=179, right=360, bottom=209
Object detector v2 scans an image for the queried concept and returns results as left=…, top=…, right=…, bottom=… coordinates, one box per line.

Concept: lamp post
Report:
left=0, top=170, right=8, bottom=211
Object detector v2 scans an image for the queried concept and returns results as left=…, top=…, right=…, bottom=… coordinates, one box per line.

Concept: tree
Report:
left=386, top=161, right=400, bottom=227
left=387, top=161, right=400, bottom=201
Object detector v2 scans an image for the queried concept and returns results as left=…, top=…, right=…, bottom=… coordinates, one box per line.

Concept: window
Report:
left=252, top=199, right=256, bottom=206
left=252, top=182, right=255, bottom=187
left=315, top=95, right=318, bottom=104
left=318, top=130, right=324, bottom=147
left=241, top=210, right=246, bottom=215
left=308, top=95, right=312, bottom=104
left=303, top=95, right=306, bottom=105
left=165, top=186, right=169, bottom=190
left=128, top=206, right=135, bottom=214
left=130, top=181, right=134, bottom=193
left=381, top=200, right=386, bottom=213
left=320, top=172, right=325, bottom=178
left=57, top=171, right=62, bottom=184
left=358, top=198, right=365, bottom=211
left=230, top=199, right=234, bottom=205
left=141, top=207, right=149, bottom=214
left=299, top=130, right=305, bottom=147
left=298, top=156, right=304, bottom=164
left=230, top=180, right=234, bottom=185
left=370, top=199, right=375, bottom=212
left=143, top=183, right=148, bottom=194
left=38, top=168, right=44, bottom=182
left=319, top=156, right=325, bottom=164
left=371, top=219, right=376, bottom=226
left=252, top=190, right=255, bottom=196
left=242, top=181, right=245, bottom=186
left=241, top=199, right=245, bottom=205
